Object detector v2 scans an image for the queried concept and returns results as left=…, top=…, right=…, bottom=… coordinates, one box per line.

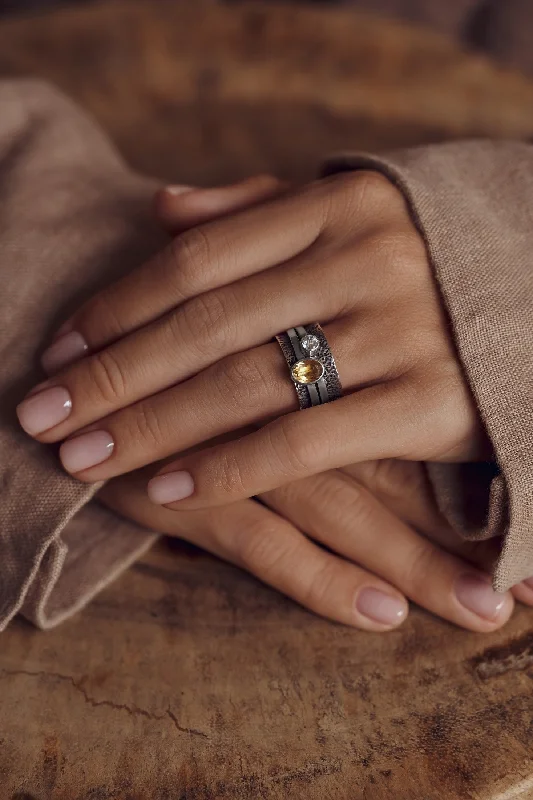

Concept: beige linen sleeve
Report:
left=324, top=140, right=533, bottom=591
left=0, top=79, right=162, bottom=630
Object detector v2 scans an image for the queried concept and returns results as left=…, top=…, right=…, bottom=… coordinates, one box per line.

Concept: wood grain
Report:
left=1, top=2, right=533, bottom=798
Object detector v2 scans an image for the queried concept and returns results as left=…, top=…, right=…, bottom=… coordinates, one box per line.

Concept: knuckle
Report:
left=167, top=227, right=213, bottom=296
left=214, top=448, right=248, bottom=497
left=177, top=290, right=236, bottom=352
left=88, top=348, right=128, bottom=404
left=304, top=560, right=341, bottom=611
left=369, top=459, right=427, bottom=503
left=130, top=401, right=166, bottom=447
left=77, top=292, right=127, bottom=345
left=213, top=351, right=270, bottom=412
left=313, top=473, right=371, bottom=525
left=270, top=415, right=319, bottom=476
left=330, top=170, right=397, bottom=217
left=236, top=520, right=292, bottom=574
left=403, top=543, right=439, bottom=598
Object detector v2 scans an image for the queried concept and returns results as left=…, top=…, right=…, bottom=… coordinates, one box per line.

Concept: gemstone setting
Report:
left=291, top=358, right=325, bottom=385
left=300, top=334, right=320, bottom=355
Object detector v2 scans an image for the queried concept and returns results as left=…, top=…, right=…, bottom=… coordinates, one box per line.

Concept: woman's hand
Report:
left=101, top=451, right=533, bottom=633
left=93, top=177, right=533, bottom=633
left=17, top=170, right=489, bottom=512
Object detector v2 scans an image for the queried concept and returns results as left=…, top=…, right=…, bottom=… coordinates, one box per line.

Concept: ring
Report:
left=275, top=323, right=343, bottom=410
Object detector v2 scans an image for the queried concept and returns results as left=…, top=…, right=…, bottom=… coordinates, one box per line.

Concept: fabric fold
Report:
left=0, top=79, right=161, bottom=630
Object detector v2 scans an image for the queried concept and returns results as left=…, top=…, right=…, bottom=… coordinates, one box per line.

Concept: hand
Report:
left=17, top=171, right=489, bottom=514
left=101, top=452, right=530, bottom=634
left=97, top=178, right=533, bottom=632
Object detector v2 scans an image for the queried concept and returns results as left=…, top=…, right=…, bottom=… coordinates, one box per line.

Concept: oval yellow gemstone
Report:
left=291, top=358, right=324, bottom=385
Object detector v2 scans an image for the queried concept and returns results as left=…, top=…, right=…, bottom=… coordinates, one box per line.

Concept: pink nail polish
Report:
left=454, top=574, right=507, bottom=620
left=41, top=331, right=89, bottom=374
left=355, top=588, right=407, bottom=626
left=147, top=471, right=195, bottom=504
left=17, top=386, right=72, bottom=435
left=60, top=431, right=114, bottom=474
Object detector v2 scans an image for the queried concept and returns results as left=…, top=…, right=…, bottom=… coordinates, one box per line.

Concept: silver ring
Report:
left=275, top=323, right=343, bottom=410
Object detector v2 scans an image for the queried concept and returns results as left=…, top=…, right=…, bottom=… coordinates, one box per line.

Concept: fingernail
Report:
left=454, top=574, right=507, bottom=620
left=41, top=331, right=89, bottom=374
left=164, top=185, right=196, bottom=196
left=148, top=471, right=195, bottom=504
left=522, top=576, right=533, bottom=590
left=60, top=430, right=114, bottom=473
left=356, top=588, right=407, bottom=627
left=17, top=386, right=72, bottom=435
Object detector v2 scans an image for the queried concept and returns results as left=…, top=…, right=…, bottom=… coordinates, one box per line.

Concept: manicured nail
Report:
left=60, top=430, right=114, bottom=473
left=164, top=185, right=196, bottom=196
left=454, top=574, right=507, bottom=620
left=355, top=588, right=407, bottom=626
left=148, top=471, right=195, bottom=504
left=17, top=386, right=72, bottom=435
left=522, top=576, right=533, bottom=590
left=41, top=331, right=89, bottom=374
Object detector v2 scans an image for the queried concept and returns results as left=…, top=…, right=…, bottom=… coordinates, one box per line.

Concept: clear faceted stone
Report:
left=300, top=334, right=319, bottom=355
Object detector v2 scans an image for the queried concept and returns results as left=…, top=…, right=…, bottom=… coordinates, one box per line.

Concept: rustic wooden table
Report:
left=2, top=2, right=533, bottom=798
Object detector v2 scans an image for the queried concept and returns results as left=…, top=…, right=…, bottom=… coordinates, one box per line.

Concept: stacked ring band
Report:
left=275, top=323, right=343, bottom=410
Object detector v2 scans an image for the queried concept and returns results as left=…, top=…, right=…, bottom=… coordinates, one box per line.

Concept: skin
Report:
left=18, top=171, right=491, bottom=499
left=23, top=175, right=533, bottom=632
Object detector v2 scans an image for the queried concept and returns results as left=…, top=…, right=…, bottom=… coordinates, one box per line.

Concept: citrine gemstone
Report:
left=291, top=358, right=324, bottom=385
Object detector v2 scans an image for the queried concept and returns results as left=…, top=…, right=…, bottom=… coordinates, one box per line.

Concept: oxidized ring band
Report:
left=275, top=323, right=343, bottom=410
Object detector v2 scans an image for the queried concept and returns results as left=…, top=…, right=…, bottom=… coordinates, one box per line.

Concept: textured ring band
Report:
left=275, top=323, right=343, bottom=410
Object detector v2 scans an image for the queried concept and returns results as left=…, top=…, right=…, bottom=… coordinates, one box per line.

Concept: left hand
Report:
left=17, top=170, right=489, bottom=511
left=100, top=449, right=531, bottom=633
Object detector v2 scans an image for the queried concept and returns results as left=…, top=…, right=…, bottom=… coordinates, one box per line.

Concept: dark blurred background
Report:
left=1, top=0, right=531, bottom=77
left=0, top=0, right=532, bottom=188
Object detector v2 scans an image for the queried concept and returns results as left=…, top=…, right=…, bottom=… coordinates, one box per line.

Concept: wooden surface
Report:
left=2, top=2, right=533, bottom=798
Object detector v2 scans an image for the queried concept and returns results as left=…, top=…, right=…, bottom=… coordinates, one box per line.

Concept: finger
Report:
left=511, top=578, right=533, bottom=606
left=345, top=458, right=533, bottom=605
left=27, top=220, right=413, bottom=439
left=154, top=175, right=287, bottom=234
left=43, top=177, right=352, bottom=362
left=343, top=459, right=521, bottom=583
left=42, top=172, right=393, bottom=368
left=261, top=471, right=514, bottom=632
left=143, top=379, right=416, bottom=510
left=23, top=321, right=409, bottom=483
left=100, top=471, right=408, bottom=630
